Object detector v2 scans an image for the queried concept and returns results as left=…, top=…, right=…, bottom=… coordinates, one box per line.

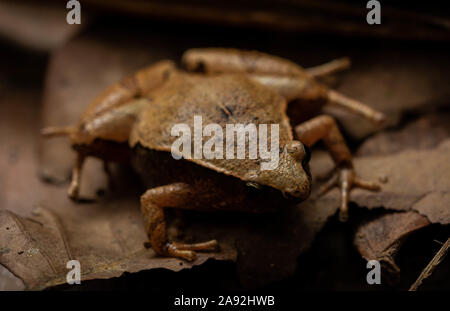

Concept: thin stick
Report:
left=306, top=57, right=351, bottom=78
left=409, top=237, right=450, bottom=291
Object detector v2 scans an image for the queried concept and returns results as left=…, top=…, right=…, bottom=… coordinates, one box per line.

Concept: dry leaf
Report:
left=0, top=167, right=335, bottom=290
left=357, top=113, right=450, bottom=156
left=354, top=211, right=430, bottom=283
left=312, top=140, right=450, bottom=225
left=324, top=50, right=450, bottom=140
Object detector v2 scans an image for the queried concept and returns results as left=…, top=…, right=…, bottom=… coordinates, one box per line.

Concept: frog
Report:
left=42, top=48, right=384, bottom=261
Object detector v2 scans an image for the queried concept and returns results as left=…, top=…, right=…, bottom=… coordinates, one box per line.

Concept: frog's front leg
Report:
left=140, top=182, right=219, bottom=261
left=295, top=115, right=381, bottom=221
left=305, top=57, right=351, bottom=78
left=248, top=74, right=384, bottom=124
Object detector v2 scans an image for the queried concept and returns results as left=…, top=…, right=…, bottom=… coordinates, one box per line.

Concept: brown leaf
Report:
left=0, top=264, right=24, bottom=290
left=0, top=206, right=235, bottom=290
left=306, top=131, right=450, bottom=283
left=357, top=113, right=450, bottom=156
left=0, top=168, right=334, bottom=290
left=324, top=51, right=450, bottom=140
left=312, top=140, right=450, bottom=225
left=354, top=211, right=430, bottom=282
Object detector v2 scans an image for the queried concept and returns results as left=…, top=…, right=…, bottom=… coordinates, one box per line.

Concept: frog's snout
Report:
left=279, top=140, right=312, bottom=201
left=285, top=140, right=312, bottom=176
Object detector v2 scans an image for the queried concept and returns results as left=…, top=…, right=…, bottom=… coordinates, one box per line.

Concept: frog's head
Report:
left=247, top=140, right=311, bottom=202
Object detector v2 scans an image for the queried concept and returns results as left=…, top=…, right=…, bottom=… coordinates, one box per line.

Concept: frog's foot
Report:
left=171, top=239, right=219, bottom=252
left=169, top=239, right=219, bottom=261
left=144, top=240, right=219, bottom=261
left=67, top=153, right=85, bottom=201
left=68, top=180, right=79, bottom=201
left=318, top=167, right=381, bottom=221
left=166, top=246, right=197, bottom=261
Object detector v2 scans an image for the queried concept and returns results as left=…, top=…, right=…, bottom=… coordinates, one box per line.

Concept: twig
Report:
left=409, top=237, right=450, bottom=291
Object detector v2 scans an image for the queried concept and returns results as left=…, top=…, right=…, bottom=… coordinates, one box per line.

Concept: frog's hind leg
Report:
left=247, top=73, right=385, bottom=125
left=182, top=48, right=305, bottom=76
left=182, top=48, right=350, bottom=77
left=305, top=57, right=351, bottom=78
left=327, top=90, right=385, bottom=124
left=41, top=127, right=87, bottom=201
left=140, top=182, right=219, bottom=261
left=294, top=115, right=381, bottom=221
left=183, top=49, right=384, bottom=125
left=68, top=152, right=85, bottom=201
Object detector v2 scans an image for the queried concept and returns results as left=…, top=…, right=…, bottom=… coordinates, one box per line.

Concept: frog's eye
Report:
left=286, top=141, right=303, bottom=155
left=245, top=182, right=263, bottom=195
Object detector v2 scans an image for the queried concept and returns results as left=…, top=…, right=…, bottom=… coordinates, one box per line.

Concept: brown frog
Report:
left=42, top=48, right=384, bottom=261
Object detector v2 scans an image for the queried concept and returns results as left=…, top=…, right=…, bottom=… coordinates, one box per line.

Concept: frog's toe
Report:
left=167, top=245, right=197, bottom=261
left=144, top=241, right=198, bottom=261
left=162, top=240, right=219, bottom=261
left=353, top=178, right=381, bottom=191
left=338, top=168, right=381, bottom=222
left=68, top=182, right=79, bottom=201
left=172, top=239, right=219, bottom=252
left=317, top=167, right=381, bottom=222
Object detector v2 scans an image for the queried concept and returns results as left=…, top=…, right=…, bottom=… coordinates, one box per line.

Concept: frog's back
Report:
left=130, top=72, right=293, bottom=182
left=71, top=61, right=175, bottom=145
